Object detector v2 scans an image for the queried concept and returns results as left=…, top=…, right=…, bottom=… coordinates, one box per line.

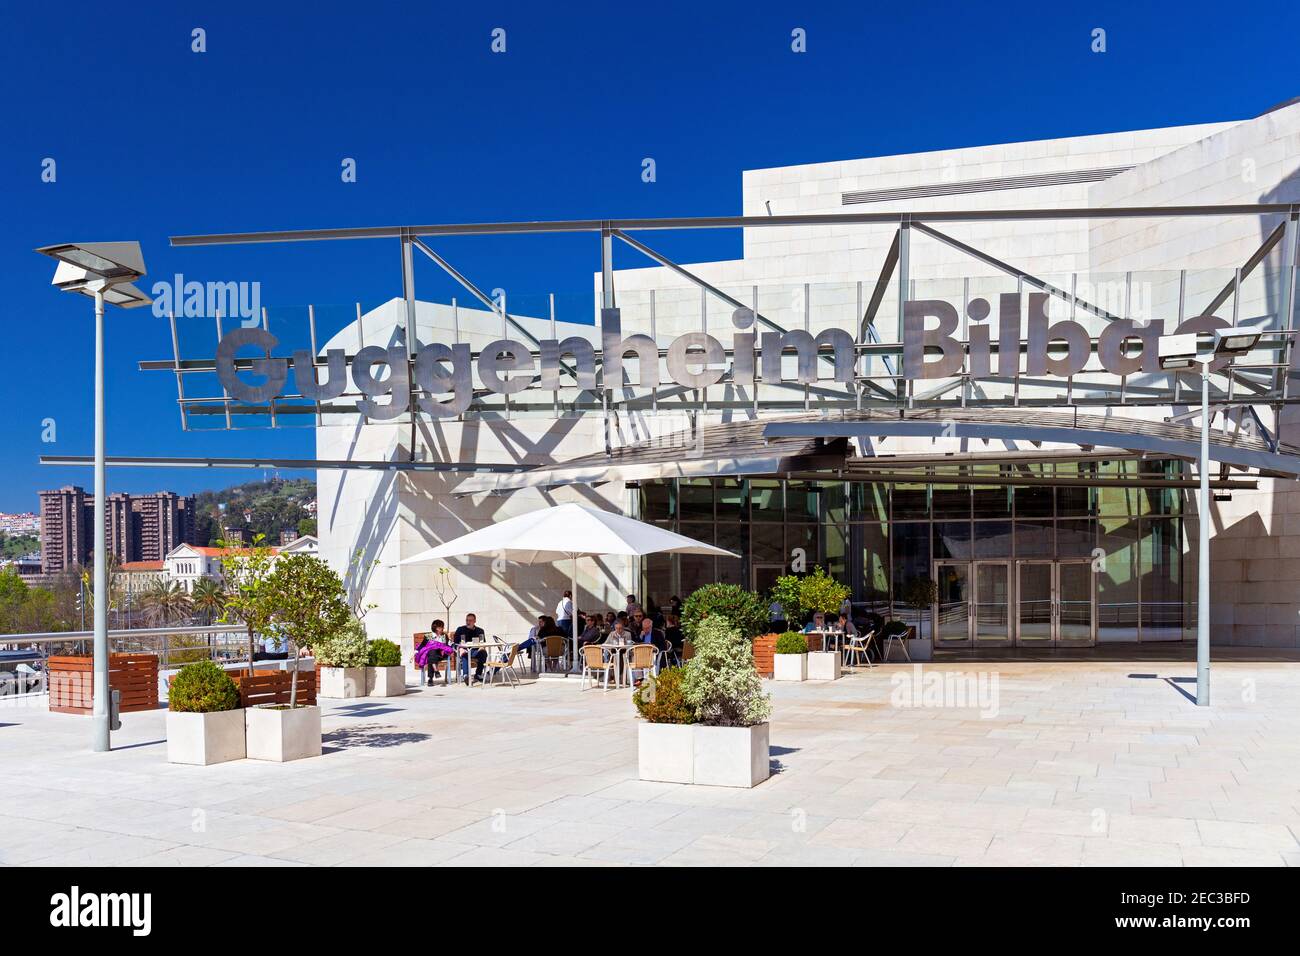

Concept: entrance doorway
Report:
left=933, top=558, right=1095, bottom=647
left=1016, top=559, right=1096, bottom=647
left=933, top=560, right=1011, bottom=646
left=752, top=563, right=785, bottom=599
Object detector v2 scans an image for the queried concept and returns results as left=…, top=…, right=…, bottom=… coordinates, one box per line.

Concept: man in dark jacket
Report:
left=453, top=612, right=488, bottom=684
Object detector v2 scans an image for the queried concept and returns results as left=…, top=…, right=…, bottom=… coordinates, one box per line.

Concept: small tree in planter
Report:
left=768, top=574, right=804, bottom=628
left=264, top=554, right=351, bottom=707
left=681, top=583, right=768, bottom=640
left=902, top=577, right=939, bottom=640
left=798, top=567, right=851, bottom=622
left=217, top=535, right=277, bottom=674
left=167, top=660, right=244, bottom=765
left=635, top=616, right=772, bottom=788
left=772, top=630, right=809, bottom=681
left=365, top=638, right=406, bottom=697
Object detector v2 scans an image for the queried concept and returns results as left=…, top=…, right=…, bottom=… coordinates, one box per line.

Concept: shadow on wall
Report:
left=400, top=415, right=631, bottom=628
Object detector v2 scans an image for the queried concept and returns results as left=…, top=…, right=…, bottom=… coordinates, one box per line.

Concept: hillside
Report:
left=192, top=477, right=316, bottom=546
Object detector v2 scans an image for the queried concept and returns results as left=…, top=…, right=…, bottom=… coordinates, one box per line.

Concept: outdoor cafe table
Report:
left=600, top=641, right=638, bottom=687
left=455, top=639, right=508, bottom=686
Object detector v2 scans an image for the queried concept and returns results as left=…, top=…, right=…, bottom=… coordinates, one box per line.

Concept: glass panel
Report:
left=678, top=479, right=714, bottom=520
left=1016, top=483, right=1054, bottom=518
left=823, top=524, right=848, bottom=583
left=679, top=555, right=715, bottom=598
left=642, top=554, right=672, bottom=617
left=1015, top=520, right=1054, bottom=558
left=852, top=483, right=889, bottom=522
left=640, top=482, right=671, bottom=521
left=1017, top=562, right=1053, bottom=642
left=750, top=521, right=783, bottom=563
left=785, top=481, right=818, bottom=522
left=1056, top=519, right=1096, bottom=558
left=817, top=482, right=848, bottom=523
left=716, top=479, right=746, bottom=522
left=934, top=521, right=972, bottom=560
left=972, top=521, right=1014, bottom=558
left=971, top=483, right=1013, bottom=520
left=932, top=484, right=971, bottom=520
left=852, top=523, right=890, bottom=610
left=1057, top=480, right=1096, bottom=517
left=678, top=521, right=716, bottom=547
left=1140, top=517, right=1182, bottom=641
left=934, top=563, right=969, bottom=643
left=1097, top=517, right=1140, bottom=642
left=892, top=483, right=929, bottom=520
left=1058, top=562, right=1094, bottom=644
left=1097, top=461, right=1142, bottom=516
left=788, top=524, right=819, bottom=569
left=974, top=563, right=1009, bottom=642
left=891, top=522, right=930, bottom=630
left=750, top=480, right=783, bottom=521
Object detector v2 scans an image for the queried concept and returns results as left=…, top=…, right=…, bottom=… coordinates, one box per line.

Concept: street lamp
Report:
left=1158, top=327, right=1261, bottom=707
left=36, top=242, right=151, bottom=753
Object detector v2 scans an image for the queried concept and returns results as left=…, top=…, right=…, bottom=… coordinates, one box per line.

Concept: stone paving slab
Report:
left=1, top=661, right=1299, bottom=866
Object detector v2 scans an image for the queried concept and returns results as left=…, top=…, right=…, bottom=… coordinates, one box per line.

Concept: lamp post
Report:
left=1158, top=327, right=1261, bottom=707
left=35, top=242, right=151, bottom=752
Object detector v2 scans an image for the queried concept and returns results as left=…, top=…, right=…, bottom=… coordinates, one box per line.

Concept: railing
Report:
left=0, top=624, right=258, bottom=698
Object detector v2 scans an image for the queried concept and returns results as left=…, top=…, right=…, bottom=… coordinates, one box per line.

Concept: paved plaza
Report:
left=2, top=660, right=1299, bottom=867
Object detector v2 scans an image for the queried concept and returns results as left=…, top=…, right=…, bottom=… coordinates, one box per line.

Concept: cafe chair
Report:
left=626, top=644, right=657, bottom=685
left=484, top=643, right=522, bottom=688
left=881, top=625, right=912, bottom=663
left=580, top=644, right=616, bottom=692
left=543, top=635, right=569, bottom=673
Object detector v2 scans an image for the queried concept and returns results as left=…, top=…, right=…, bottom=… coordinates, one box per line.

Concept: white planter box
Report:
left=773, top=653, right=807, bottom=681
left=807, top=651, right=841, bottom=681
left=638, top=722, right=695, bottom=784
left=318, top=666, right=365, bottom=698
left=366, top=665, right=406, bottom=697
left=166, top=709, right=245, bottom=765
left=245, top=705, right=322, bottom=762
left=638, top=721, right=770, bottom=788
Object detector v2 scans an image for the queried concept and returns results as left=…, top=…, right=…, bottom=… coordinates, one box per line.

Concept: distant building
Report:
left=0, top=512, right=40, bottom=536
left=161, top=536, right=316, bottom=592
left=119, top=560, right=165, bottom=597
left=39, top=486, right=197, bottom=573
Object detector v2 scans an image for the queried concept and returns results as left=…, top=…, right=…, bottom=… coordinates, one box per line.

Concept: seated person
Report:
left=639, top=617, right=668, bottom=653
left=414, top=621, right=455, bottom=686
left=452, top=613, right=488, bottom=683
left=604, top=617, right=633, bottom=644
left=802, top=612, right=826, bottom=634
left=837, top=612, right=859, bottom=637
left=577, top=615, right=605, bottom=648
left=663, top=614, right=684, bottom=652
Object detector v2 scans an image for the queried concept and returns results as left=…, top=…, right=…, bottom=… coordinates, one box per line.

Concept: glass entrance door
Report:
left=1015, top=559, right=1096, bottom=646
left=934, top=561, right=971, bottom=645
left=973, top=561, right=1011, bottom=645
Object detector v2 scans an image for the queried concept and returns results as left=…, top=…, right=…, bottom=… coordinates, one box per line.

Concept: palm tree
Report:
left=141, top=579, right=193, bottom=626
left=190, top=576, right=226, bottom=625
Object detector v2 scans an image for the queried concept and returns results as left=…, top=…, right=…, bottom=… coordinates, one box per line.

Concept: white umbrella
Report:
left=399, top=502, right=736, bottom=669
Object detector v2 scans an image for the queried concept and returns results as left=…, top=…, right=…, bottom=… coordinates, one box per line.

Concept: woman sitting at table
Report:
left=663, top=614, right=684, bottom=653
left=836, top=612, right=858, bottom=637
left=414, top=621, right=455, bottom=687
left=801, top=612, right=826, bottom=634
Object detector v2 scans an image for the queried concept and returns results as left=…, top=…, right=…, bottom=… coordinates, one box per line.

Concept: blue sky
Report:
left=1, top=1, right=1297, bottom=512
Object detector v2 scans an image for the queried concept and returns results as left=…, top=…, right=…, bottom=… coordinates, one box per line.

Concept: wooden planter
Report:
left=752, top=632, right=823, bottom=677
left=229, top=667, right=317, bottom=708
left=48, top=654, right=159, bottom=715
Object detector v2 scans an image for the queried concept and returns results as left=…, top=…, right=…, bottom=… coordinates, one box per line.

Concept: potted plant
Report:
left=365, top=638, right=406, bottom=697
left=166, top=660, right=244, bottom=766
left=634, top=616, right=772, bottom=788
left=314, top=616, right=369, bottom=698
left=680, top=583, right=768, bottom=639
left=245, top=554, right=350, bottom=762
left=901, top=577, right=938, bottom=661
left=772, top=631, right=809, bottom=681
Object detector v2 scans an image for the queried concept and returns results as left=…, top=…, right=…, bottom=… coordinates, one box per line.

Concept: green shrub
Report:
left=315, top=616, right=369, bottom=667
left=775, top=631, right=808, bottom=655
left=366, top=638, right=402, bottom=667
left=632, top=666, right=696, bottom=724
left=681, top=583, right=768, bottom=640
left=798, top=567, right=851, bottom=617
left=768, top=574, right=804, bottom=625
left=681, top=616, right=771, bottom=727
left=169, top=660, right=240, bottom=713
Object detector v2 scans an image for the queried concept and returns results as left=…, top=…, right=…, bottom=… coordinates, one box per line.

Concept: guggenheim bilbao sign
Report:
left=214, top=293, right=1232, bottom=421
